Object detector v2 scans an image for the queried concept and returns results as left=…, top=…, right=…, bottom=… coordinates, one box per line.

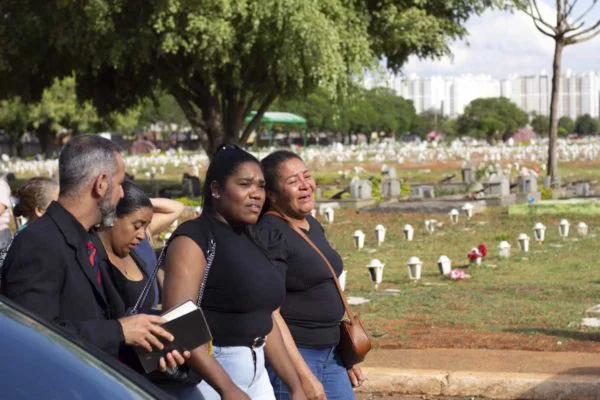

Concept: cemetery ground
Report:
left=7, top=156, right=600, bottom=353
left=323, top=206, right=600, bottom=353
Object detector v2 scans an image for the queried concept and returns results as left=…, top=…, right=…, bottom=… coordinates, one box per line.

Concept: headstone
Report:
left=461, top=163, right=475, bottom=184
left=559, top=219, right=570, bottom=239
left=410, top=186, right=424, bottom=199
left=366, top=259, right=385, bottom=289
left=380, top=179, right=401, bottom=198
left=574, top=182, right=591, bottom=197
left=437, top=256, right=452, bottom=276
left=543, top=175, right=561, bottom=188
left=350, top=179, right=372, bottom=199
left=407, top=256, right=423, bottom=280
left=486, top=175, right=510, bottom=197
left=517, top=233, right=530, bottom=252
left=518, top=175, right=538, bottom=194
left=381, top=165, right=397, bottom=179
left=422, top=185, right=435, bottom=199
left=339, top=270, right=347, bottom=291
left=182, top=173, right=202, bottom=197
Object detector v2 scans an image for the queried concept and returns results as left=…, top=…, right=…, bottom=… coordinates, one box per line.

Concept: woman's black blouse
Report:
left=170, top=215, right=285, bottom=346
left=256, top=214, right=345, bottom=348
left=107, top=251, right=156, bottom=311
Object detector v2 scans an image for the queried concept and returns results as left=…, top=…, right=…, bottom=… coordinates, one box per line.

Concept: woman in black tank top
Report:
left=162, top=145, right=306, bottom=400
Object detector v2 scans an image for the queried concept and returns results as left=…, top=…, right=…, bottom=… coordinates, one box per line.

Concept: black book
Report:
left=135, top=300, right=212, bottom=374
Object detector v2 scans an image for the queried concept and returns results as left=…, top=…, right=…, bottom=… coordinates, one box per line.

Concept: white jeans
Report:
left=172, top=345, right=275, bottom=400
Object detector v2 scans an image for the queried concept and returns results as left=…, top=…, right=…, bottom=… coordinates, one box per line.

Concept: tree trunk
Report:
left=36, top=122, right=55, bottom=158
left=547, top=40, right=563, bottom=186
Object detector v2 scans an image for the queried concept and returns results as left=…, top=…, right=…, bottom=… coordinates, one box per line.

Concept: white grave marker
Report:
left=462, top=203, right=474, bottom=220
left=517, top=233, right=530, bottom=252
left=559, top=219, right=570, bottom=239
left=366, top=259, right=384, bottom=289
left=339, top=270, right=347, bottom=291
left=533, top=222, right=546, bottom=243
left=407, top=256, right=423, bottom=280
left=437, top=255, right=452, bottom=276
left=498, top=241, right=511, bottom=258
left=324, top=207, right=334, bottom=224
left=449, top=209, right=459, bottom=224
left=577, top=222, right=588, bottom=237
left=353, top=230, right=365, bottom=249
left=374, top=224, right=386, bottom=245
left=403, top=224, right=414, bottom=241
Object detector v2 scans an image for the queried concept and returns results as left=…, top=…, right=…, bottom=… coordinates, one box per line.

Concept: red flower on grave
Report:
left=478, top=243, right=488, bottom=257
left=467, top=248, right=481, bottom=262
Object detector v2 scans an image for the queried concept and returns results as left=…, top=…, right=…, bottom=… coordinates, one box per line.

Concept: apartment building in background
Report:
left=391, top=70, right=600, bottom=119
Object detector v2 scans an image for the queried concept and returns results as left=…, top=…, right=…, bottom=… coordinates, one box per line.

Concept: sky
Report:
left=391, top=1, right=600, bottom=80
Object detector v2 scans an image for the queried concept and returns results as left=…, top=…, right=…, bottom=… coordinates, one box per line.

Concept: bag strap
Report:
left=130, top=231, right=216, bottom=314
left=265, top=210, right=355, bottom=320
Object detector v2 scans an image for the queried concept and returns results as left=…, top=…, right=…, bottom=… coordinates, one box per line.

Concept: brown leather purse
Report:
left=266, top=211, right=372, bottom=368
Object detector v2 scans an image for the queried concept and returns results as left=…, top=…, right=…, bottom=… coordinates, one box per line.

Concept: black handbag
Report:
left=128, top=235, right=217, bottom=387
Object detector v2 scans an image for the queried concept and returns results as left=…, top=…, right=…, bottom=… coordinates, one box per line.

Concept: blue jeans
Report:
left=267, top=347, right=355, bottom=400
left=168, top=345, right=275, bottom=400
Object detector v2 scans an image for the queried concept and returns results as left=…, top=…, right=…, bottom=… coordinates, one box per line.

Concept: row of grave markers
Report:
left=324, top=206, right=592, bottom=289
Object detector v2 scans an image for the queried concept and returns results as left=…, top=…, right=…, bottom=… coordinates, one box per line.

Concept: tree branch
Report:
left=531, top=0, right=556, bottom=31
left=567, top=25, right=600, bottom=44
left=239, top=91, right=276, bottom=144
left=570, top=0, right=597, bottom=26
left=517, top=0, right=557, bottom=36
left=565, top=0, right=580, bottom=17
left=565, top=18, right=600, bottom=42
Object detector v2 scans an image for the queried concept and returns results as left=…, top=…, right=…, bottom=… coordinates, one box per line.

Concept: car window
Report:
left=0, top=299, right=169, bottom=399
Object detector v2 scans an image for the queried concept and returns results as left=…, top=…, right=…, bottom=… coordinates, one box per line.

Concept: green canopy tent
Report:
left=244, top=111, right=308, bottom=147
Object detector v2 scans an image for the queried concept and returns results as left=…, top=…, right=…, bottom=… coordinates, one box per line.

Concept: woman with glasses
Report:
left=162, top=145, right=306, bottom=400
left=257, top=150, right=365, bottom=400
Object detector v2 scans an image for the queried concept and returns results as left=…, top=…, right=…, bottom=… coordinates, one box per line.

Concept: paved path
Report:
left=357, top=349, right=600, bottom=399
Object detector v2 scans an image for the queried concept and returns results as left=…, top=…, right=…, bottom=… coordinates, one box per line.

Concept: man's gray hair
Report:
left=59, top=135, right=123, bottom=197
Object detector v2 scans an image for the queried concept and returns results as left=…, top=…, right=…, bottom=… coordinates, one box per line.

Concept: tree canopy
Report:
left=456, top=97, right=528, bottom=143
left=574, top=114, right=599, bottom=135
left=530, top=113, right=549, bottom=136
left=272, top=86, right=417, bottom=139
left=0, top=0, right=497, bottom=155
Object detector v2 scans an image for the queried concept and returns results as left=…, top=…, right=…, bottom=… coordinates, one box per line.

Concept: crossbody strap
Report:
left=129, top=232, right=216, bottom=314
left=265, top=210, right=355, bottom=320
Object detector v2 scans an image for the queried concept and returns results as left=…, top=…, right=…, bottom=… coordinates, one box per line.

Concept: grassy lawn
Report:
left=321, top=207, right=600, bottom=350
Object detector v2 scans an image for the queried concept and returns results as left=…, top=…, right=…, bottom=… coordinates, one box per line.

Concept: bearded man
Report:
left=2, top=135, right=187, bottom=371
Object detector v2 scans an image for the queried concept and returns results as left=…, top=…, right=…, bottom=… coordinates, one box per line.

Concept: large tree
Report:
left=457, top=97, right=528, bottom=143
left=0, top=0, right=497, bottom=155
left=515, top=0, right=600, bottom=186
left=574, top=114, right=599, bottom=135
left=530, top=113, right=550, bottom=136
left=0, top=98, right=30, bottom=156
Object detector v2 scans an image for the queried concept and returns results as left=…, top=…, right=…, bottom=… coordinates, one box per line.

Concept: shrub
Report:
left=174, top=197, right=203, bottom=207
left=540, top=186, right=553, bottom=200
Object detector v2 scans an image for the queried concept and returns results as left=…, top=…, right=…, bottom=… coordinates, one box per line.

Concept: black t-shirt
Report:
left=170, top=215, right=285, bottom=346
left=107, top=251, right=156, bottom=311
left=256, top=214, right=345, bottom=348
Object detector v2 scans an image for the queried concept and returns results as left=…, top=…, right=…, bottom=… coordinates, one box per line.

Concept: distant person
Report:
left=12, top=177, right=59, bottom=229
left=0, top=176, right=12, bottom=251
left=130, top=135, right=157, bottom=154
left=1, top=135, right=188, bottom=372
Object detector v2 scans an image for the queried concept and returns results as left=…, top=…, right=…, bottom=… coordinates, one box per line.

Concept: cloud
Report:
left=399, top=3, right=600, bottom=78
